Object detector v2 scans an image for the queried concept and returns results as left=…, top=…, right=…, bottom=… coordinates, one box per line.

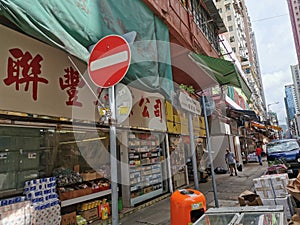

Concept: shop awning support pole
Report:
left=165, top=133, right=174, bottom=193
left=188, top=112, right=199, bottom=190
left=201, top=95, right=219, bottom=207
left=109, top=86, right=119, bottom=225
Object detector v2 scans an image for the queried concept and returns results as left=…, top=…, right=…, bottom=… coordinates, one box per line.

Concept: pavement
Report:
left=118, top=160, right=268, bottom=225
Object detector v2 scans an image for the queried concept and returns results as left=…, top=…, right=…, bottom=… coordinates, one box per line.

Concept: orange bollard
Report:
left=170, top=189, right=206, bottom=225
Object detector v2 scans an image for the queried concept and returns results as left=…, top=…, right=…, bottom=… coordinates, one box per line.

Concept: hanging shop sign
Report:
left=178, top=92, right=201, bottom=115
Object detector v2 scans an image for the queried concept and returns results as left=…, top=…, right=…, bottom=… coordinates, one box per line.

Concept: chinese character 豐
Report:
left=3, top=48, right=48, bottom=101
left=59, top=66, right=85, bottom=106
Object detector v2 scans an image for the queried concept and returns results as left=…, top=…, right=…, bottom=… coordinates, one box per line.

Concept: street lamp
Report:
left=267, top=101, right=279, bottom=112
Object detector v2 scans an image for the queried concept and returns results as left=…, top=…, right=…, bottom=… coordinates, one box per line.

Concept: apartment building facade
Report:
left=291, top=64, right=300, bottom=113
left=288, top=0, right=300, bottom=66
left=214, top=0, right=266, bottom=119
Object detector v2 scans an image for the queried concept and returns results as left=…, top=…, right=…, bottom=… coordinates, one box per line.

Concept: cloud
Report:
left=245, top=0, right=298, bottom=125
left=262, top=69, right=292, bottom=123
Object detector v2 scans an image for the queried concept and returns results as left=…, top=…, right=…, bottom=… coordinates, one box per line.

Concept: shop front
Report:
left=118, top=86, right=169, bottom=207
left=165, top=93, right=207, bottom=190
left=0, top=24, right=117, bottom=224
left=0, top=24, right=172, bottom=223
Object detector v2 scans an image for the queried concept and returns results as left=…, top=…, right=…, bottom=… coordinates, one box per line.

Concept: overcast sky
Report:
left=244, top=0, right=297, bottom=125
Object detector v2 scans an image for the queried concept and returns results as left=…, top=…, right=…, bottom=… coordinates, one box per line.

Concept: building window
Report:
left=218, top=8, right=222, bottom=13
left=229, top=36, right=235, bottom=42
left=225, top=4, right=230, bottom=11
left=232, top=47, right=236, bottom=53
left=227, top=15, right=232, bottom=21
left=228, top=26, right=233, bottom=32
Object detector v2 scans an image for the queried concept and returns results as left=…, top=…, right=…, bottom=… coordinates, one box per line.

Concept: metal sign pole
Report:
left=188, top=112, right=199, bottom=190
left=109, top=86, right=119, bottom=225
left=165, top=133, right=174, bottom=193
left=178, top=92, right=201, bottom=190
left=201, top=95, right=219, bottom=207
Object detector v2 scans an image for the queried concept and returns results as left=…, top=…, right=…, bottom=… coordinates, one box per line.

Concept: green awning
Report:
left=189, top=53, right=252, bottom=99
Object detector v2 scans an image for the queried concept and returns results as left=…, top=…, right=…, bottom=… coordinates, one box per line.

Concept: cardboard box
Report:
left=262, top=194, right=294, bottom=220
left=287, top=177, right=300, bottom=202
left=81, top=172, right=97, bottom=181
left=261, top=198, right=276, bottom=206
left=173, top=115, right=181, bottom=123
left=165, top=101, right=173, bottom=121
left=290, top=214, right=300, bottom=225
left=268, top=174, right=289, bottom=197
left=238, top=190, right=263, bottom=206
left=275, top=195, right=294, bottom=220
left=295, top=207, right=300, bottom=216
left=78, top=207, right=99, bottom=222
left=58, top=187, right=93, bottom=201
left=61, top=211, right=76, bottom=225
left=253, top=174, right=289, bottom=199
left=0, top=201, right=32, bottom=225
left=167, top=121, right=175, bottom=133
left=181, top=125, right=189, bottom=135
left=253, top=176, right=274, bottom=199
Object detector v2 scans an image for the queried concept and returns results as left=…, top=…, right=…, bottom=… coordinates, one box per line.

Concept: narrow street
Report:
left=201, top=161, right=267, bottom=208
left=118, top=162, right=267, bottom=225
left=0, top=1, right=296, bottom=225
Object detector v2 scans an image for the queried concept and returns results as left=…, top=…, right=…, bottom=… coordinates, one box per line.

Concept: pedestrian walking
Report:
left=256, top=143, right=263, bottom=166
left=225, top=148, right=238, bottom=176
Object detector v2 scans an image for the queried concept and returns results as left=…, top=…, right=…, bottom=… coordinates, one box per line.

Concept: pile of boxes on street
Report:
left=253, top=173, right=293, bottom=219
left=239, top=173, right=300, bottom=224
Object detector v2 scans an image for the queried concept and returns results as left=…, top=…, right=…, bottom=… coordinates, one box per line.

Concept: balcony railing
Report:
left=182, top=0, right=222, bottom=53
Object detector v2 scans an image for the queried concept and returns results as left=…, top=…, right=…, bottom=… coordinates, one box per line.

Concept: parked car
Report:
left=266, top=139, right=300, bottom=178
left=247, top=152, right=258, bottom=163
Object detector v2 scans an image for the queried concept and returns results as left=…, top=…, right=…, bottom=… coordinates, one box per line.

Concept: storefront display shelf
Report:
left=130, top=181, right=141, bottom=186
left=61, top=189, right=112, bottom=207
left=128, top=132, right=165, bottom=206
left=130, top=189, right=163, bottom=206
left=140, top=162, right=160, bottom=167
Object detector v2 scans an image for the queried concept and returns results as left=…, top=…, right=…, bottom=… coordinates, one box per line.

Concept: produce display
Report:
left=53, top=167, right=83, bottom=186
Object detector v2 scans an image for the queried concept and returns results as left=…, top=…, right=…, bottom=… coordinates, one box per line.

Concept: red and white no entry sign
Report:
left=88, top=35, right=131, bottom=88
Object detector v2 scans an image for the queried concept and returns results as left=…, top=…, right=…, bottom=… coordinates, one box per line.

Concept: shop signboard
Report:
left=125, top=86, right=167, bottom=132
left=0, top=25, right=165, bottom=131
left=0, top=24, right=97, bottom=122
left=178, top=92, right=201, bottom=115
